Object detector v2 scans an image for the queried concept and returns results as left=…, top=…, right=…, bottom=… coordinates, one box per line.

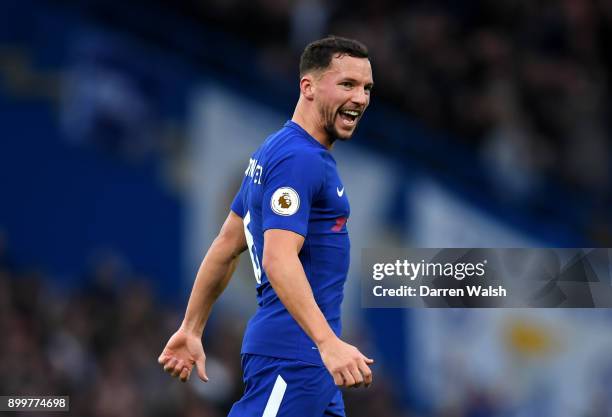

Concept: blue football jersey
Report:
left=231, top=120, right=350, bottom=365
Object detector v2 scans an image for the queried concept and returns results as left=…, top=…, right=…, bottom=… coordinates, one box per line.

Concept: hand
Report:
left=318, top=336, right=374, bottom=388
left=157, top=327, right=208, bottom=383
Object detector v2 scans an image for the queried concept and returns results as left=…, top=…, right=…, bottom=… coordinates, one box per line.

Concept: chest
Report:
left=313, top=166, right=350, bottom=218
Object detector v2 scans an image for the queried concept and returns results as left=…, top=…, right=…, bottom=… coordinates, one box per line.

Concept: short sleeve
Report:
left=230, top=178, right=246, bottom=218
left=262, top=151, right=325, bottom=237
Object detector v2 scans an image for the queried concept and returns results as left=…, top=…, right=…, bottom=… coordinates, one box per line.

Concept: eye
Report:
left=365, top=84, right=373, bottom=93
left=340, top=81, right=353, bottom=88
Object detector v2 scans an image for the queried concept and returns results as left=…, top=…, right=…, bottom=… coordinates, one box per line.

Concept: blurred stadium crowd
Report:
left=0, top=232, right=237, bottom=417
left=56, top=0, right=612, bottom=241
left=0, top=234, right=408, bottom=417
left=192, top=0, right=612, bottom=198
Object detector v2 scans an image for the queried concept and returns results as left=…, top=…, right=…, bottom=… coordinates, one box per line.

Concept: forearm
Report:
left=264, top=253, right=336, bottom=346
left=181, top=236, right=241, bottom=336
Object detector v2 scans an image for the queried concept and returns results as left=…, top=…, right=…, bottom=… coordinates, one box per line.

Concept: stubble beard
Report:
left=319, top=103, right=352, bottom=143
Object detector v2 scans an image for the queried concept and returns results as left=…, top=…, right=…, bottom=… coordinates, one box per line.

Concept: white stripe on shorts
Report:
left=262, top=375, right=287, bottom=417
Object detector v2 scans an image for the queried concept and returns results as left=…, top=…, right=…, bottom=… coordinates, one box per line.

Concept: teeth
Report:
left=342, top=110, right=360, bottom=117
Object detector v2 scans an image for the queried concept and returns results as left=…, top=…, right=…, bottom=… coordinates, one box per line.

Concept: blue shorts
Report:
left=228, top=354, right=345, bottom=417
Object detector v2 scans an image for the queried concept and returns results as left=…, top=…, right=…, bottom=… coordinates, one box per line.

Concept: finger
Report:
left=157, top=352, right=169, bottom=365
left=332, top=372, right=344, bottom=387
left=164, top=357, right=178, bottom=373
left=332, top=372, right=343, bottom=386
left=348, top=363, right=363, bottom=388
left=195, top=356, right=209, bottom=382
left=341, top=369, right=355, bottom=388
left=171, top=360, right=185, bottom=378
left=364, top=357, right=374, bottom=364
left=180, top=367, right=191, bottom=382
left=358, top=358, right=373, bottom=387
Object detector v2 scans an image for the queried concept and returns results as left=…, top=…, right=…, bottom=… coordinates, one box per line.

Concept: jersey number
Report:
left=243, top=211, right=262, bottom=284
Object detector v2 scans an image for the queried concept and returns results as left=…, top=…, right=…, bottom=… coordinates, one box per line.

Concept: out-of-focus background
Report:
left=2, top=0, right=612, bottom=416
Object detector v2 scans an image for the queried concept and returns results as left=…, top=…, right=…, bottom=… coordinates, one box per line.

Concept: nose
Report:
left=351, top=87, right=368, bottom=107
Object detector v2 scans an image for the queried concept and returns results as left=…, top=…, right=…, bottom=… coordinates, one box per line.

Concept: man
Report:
left=158, top=35, right=374, bottom=417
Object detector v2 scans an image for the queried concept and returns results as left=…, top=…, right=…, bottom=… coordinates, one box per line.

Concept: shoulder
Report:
left=261, top=143, right=328, bottom=193
left=277, top=145, right=327, bottom=176
left=267, top=132, right=327, bottom=167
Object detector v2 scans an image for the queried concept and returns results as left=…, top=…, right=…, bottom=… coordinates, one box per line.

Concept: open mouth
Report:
left=338, top=109, right=361, bottom=126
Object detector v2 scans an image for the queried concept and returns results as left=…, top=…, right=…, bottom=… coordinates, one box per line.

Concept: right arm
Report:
left=158, top=210, right=247, bottom=382
left=181, top=211, right=247, bottom=336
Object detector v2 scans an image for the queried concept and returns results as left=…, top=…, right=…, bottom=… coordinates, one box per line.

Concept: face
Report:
left=312, top=55, right=373, bottom=142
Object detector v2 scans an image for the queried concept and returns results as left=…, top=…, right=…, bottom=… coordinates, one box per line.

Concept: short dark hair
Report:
left=299, top=36, right=369, bottom=78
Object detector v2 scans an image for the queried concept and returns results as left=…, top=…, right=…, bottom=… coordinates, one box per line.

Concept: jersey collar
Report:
left=284, top=120, right=329, bottom=151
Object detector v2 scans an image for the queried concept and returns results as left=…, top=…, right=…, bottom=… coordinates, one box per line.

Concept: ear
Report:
left=300, top=76, right=315, bottom=100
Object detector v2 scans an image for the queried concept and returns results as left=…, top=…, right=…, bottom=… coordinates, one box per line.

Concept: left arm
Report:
left=262, top=229, right=373, bottom=388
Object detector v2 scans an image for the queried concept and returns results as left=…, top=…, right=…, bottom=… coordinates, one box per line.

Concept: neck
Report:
left=292, top=98, right=333, bottom=149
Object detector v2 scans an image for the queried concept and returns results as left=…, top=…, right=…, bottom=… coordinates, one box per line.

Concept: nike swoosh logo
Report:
left=336, top=187, right=344, bottom=197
